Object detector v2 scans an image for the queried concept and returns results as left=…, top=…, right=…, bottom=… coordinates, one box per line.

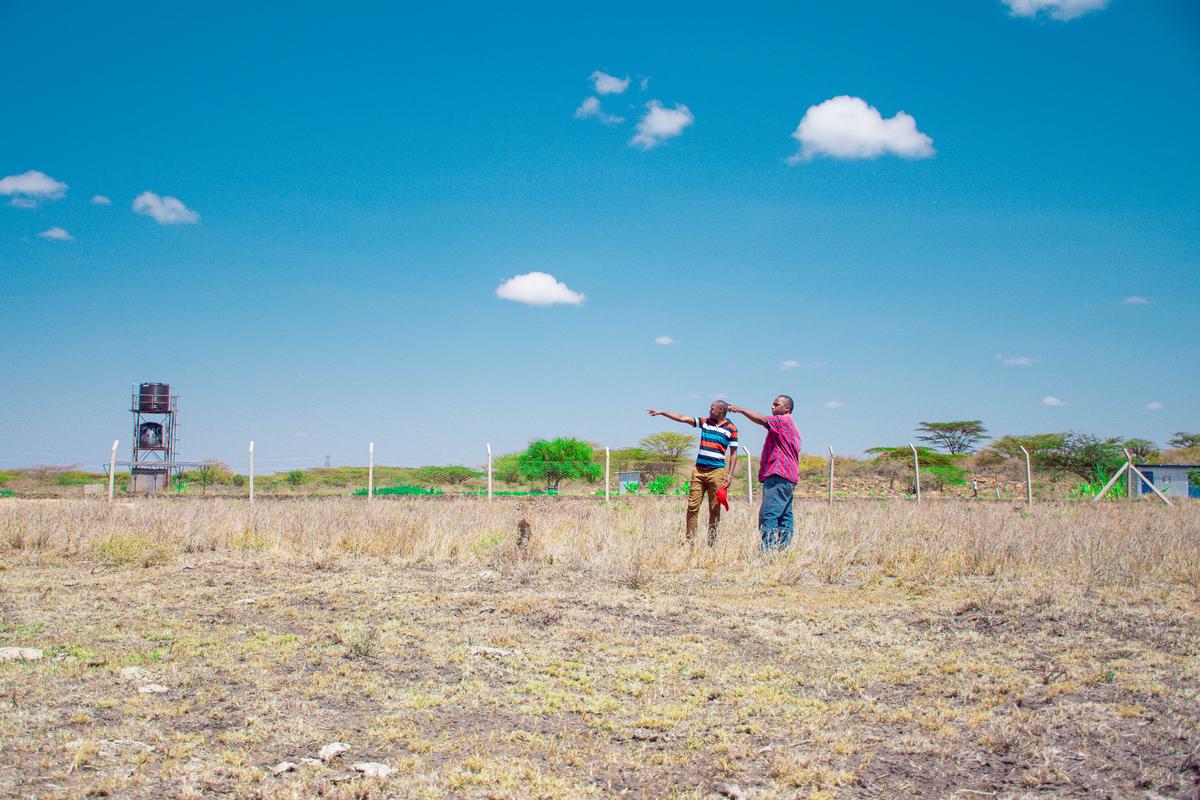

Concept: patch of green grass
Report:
left=92, top=532, right=174, bottom=567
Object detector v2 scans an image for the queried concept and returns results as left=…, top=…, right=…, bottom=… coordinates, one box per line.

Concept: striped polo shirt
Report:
left=691, top=416, right=739, bottom=471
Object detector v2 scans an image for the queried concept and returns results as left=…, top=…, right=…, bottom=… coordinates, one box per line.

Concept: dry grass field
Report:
left=1, top=497, right=1198, bottom=799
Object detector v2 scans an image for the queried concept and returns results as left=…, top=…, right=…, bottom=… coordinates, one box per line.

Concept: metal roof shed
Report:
left=1134, top=464, right=1200, bottom=499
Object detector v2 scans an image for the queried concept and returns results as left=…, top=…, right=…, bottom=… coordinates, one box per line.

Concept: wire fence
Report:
left=3, top=439, right=1193, bottom=507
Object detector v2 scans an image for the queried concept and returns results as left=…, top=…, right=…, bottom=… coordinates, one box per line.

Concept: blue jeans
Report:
left=759, top=475, right=796, bottom=550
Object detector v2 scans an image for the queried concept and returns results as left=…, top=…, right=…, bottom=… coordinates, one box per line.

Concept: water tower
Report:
left=130, top=382, right=178, bottom=493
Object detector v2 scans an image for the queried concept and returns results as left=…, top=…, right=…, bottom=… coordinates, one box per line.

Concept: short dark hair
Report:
left=777, top=395, right=794, bottom=412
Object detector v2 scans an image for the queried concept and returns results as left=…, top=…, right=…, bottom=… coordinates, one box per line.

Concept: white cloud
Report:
left=574, top=96, right=624, bottom=125
left=824, top=401, right=844, bottom=409
left=997, top=353, right=1038, bottom=366
left=789, top=96, right=934, bottom=163
left=1145, top=401, right=1165, bottom=411
left=495, top=272, right=585, bottom=306
left=590, top=70, right=630, bottom=96
left=639, top=76, right=650, bottom=91
left=132, top=191, right=200, bottom=224
left=1002, top=0, right=1108, bottom=21
left=1122, top=295, right=1149, bottom=305
left=655, top=336, right=675, bottom=345
left=779, top=359, right=826, bottom=371
left=91, top=194, right=112, bottom=206
left=1042, top=396, right=1067, bottom=407
left=0, top=170, right=68, bottom=207
left=630, top=101, right=694, bottom=150
left=38, top=226, right=74, bottom=241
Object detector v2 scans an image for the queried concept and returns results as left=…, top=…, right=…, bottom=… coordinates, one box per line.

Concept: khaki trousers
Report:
left=686, top=467, right=725, bottom=546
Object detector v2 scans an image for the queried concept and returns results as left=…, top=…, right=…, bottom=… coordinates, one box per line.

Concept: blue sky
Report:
left=1, top=0, right=1197, bottom=472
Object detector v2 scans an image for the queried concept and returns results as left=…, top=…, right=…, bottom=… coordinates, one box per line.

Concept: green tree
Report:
left=1038, top=432, right=1126, bottom=483
left=1122, top=438, right=1159, bottom=462
left=639, top=431, right=696, bottom=471
left=518, top=438, right=602, bottom=491
left=1168, top=432, right=1200, bottom=449
left=285, top=470, right=305, bottom=489
left=491, top=453, right=525, bottom=485
left=983, top=433, right=1068, bottom=462
left=915, top=420, right=988, bottom=454
left=865, top=445, right=960, bottom=467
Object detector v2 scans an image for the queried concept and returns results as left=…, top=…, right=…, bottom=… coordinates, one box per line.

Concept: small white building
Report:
left=1134, top=464, right=1200, bottom=499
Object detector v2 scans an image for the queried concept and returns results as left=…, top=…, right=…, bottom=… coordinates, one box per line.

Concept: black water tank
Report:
left=138, top=382, right=170, bottom=413
left=138, top=422, right=164, bottom=448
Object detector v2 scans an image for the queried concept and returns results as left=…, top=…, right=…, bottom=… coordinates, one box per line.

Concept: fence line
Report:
left=82, top=438, right=1187, bottom=505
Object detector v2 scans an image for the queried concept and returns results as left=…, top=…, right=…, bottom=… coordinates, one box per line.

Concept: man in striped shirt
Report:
left=729, top=396, right=801, bottom=549
left=646, top=401, right=739, bottom=545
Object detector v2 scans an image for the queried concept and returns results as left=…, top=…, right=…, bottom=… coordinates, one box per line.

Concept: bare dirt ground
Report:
left=1, top=498, right=1198, bottom=799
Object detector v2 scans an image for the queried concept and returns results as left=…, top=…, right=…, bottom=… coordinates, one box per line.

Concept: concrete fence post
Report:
left=486, top=443, right=493, bottom=501
left=605, top=447, right=611, bottom=505
left=368, top=442, right=374, bottom=502
left=108, top=440, right=118, bottom=502
left=909, top=444, right=921, bottom=503
left=827, top=445, right=834, bottom=506
left=1019, top=445, right=1033, bottom=506
left=746, top=451, right=754, bottom=505
left=249, top=441, right=255, bottom=503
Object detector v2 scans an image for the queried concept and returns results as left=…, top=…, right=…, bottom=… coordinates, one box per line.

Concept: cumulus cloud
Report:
left=997, top=354, right=1039, bottom=366
left=574, top=96, right=624, bottom=125
left=38, top=227, right=74, bottom=241
left=655, top=336, right=675, bottom=345
left=132, top=191, right=200, bottom=224
left=824, top=401, right=845, bottom=409
left=1042, top=396, right=1067, bottom=407
left=91, top=194, right=112, bottom=205
left=630, top=101, right=694, bottom=149
left=789, top=96, right=934, bottom=163
left=1002, top=0, right=1108, bottom=21
left=495, top=272, right=585, bottom=306
left=590, top=70, right=630, bottom=96
left=780, top=359, right=826, bottom=371
left=0, top=170, right=68, bottom=207
left=1122, top=295, right=1149, bottom=304
left=1145, top=401, right=1165, bottom=411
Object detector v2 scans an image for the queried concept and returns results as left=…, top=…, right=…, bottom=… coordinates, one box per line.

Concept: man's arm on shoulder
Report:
left=727, top=404, right=769, bottom=429
left=646, top=409, right=696, bottom=426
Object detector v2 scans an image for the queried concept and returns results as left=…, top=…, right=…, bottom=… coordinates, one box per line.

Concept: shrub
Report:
left=923, top=465, right=967, bottom=488
left=285, top=470, right=305, bottom=488
left=646, top=475, right=675, bottom=496
left=353, top=485, right=445, bottom=496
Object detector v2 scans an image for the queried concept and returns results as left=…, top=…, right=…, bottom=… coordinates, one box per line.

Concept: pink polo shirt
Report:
left=759, top=414, right=801, bottom=484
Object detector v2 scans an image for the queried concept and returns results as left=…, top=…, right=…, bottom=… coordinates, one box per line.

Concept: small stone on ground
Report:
left=0, top=647, right=42, bottom=662
left=352, top=762, right=394, bottom=778
left=318, top=742, right=350, bottom=761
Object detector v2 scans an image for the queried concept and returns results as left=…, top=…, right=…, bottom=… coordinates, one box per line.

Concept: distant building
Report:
left=1134, top=464, right=1200, bottom=499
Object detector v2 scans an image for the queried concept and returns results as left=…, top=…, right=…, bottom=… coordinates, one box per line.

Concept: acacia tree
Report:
left=915, top=420, right=988, bottom=454
left=1038, top=432, right=1126, bottom=483
left=1122, top=438, right=1159, bottom=462
left=518, top=438, right=602, bottom=491
left=1168, top=432, right=1200, bottom=449
left=983, top=433, right=1067, bottom=462
left=639, top=432, right=696, bottom=473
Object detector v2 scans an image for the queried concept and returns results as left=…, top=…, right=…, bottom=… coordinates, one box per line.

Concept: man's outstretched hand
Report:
left=646, top=408, right=661, bottom=416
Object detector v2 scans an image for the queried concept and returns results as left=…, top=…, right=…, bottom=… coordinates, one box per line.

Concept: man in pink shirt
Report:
left=728, top=395, right=801, bottom=549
